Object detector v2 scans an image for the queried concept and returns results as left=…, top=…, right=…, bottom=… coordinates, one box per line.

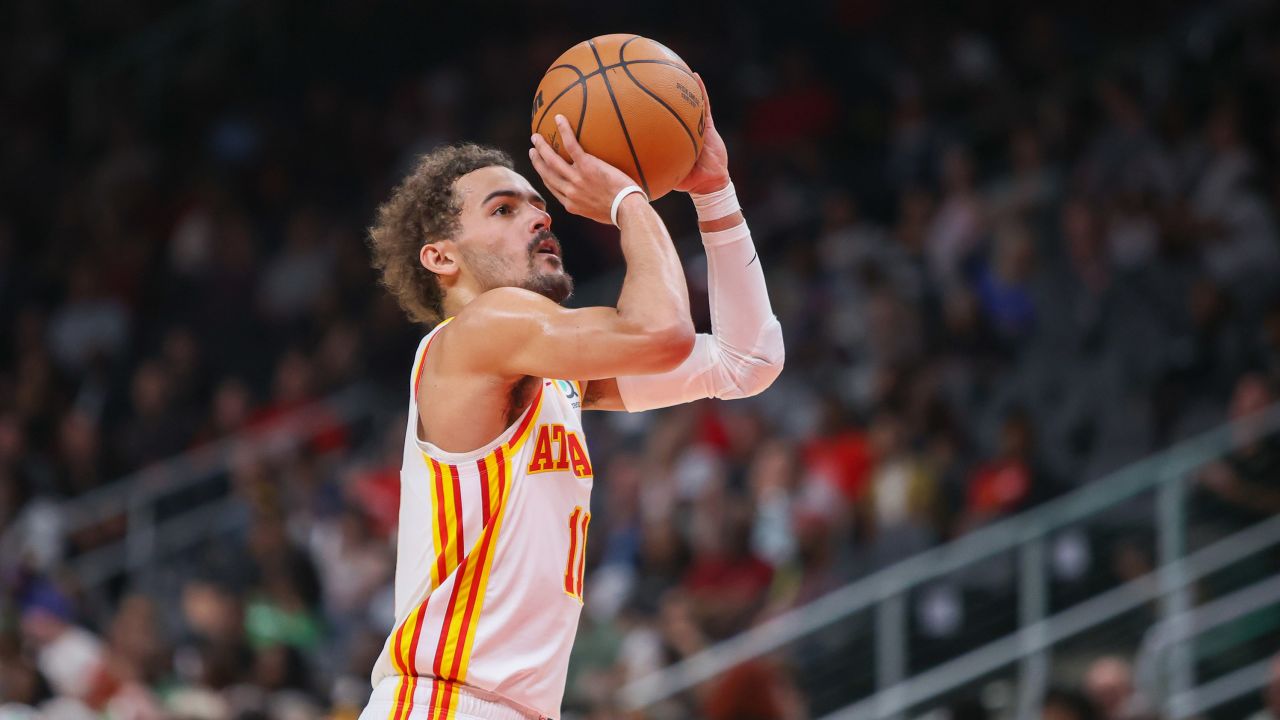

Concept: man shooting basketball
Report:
left=362, top=74, right=784, bottom=720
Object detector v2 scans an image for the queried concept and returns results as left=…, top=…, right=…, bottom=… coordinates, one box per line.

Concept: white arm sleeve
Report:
left=615, top=219, right=784, bottom=412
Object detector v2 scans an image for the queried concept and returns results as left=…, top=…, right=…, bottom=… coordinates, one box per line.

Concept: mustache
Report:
left=528, top=229, right=561, bottom=256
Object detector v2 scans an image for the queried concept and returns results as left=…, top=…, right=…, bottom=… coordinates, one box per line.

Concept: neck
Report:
left=442, top=285, right=480, bottom=319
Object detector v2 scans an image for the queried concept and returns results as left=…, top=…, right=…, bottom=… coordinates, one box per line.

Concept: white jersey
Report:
left=370, top=318, right=594, bottom=720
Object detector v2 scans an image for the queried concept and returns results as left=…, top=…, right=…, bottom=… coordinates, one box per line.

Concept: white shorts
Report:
left=359, top=676, right=547, bottom=720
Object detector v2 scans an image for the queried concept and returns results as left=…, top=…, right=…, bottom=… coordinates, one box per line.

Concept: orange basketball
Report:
left=531, top=34, right=706, bottom=200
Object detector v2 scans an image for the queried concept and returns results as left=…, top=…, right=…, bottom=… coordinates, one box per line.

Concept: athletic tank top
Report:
left=370, top=318, right=594, bottom=719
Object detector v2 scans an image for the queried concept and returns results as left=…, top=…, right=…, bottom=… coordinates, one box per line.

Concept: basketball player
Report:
left=362, top=75, right=784, bottom=720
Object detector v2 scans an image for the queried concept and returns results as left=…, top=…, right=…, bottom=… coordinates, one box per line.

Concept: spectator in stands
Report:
left=682, top=494, right=774, bottom=640
left=957, top=407, right=1054, bottom=535
left=1191, top=101, right=1280, bottom=307
left=1041, top=686, right=1102, bottom=720
left=1247, top=652, right=1280, bottom=720
left=190, top=377, right=254, bottom=447
left=1257, top=301, right=1280, bottom=387
left=972, top=219, right=1038, bottom=350
left=702, top=659, right=807, bottom=720
left=929, top=144, right=987, bottom=287
left=308, top=507, right=392, bottom=627
left=858, top=410, right=939, bottom=568
left=1195, top=374, right=1280, bottom=536
left=1083, top=656, right=1151, bottom=720
left=244, top=514, right=324, bottom=653
left=17, top=581, right=115, bottom=713
left=116, top=359, right=191, bottom=470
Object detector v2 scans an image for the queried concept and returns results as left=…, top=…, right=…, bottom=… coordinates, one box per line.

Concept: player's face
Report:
left=452, top=166, right=573, bottom=303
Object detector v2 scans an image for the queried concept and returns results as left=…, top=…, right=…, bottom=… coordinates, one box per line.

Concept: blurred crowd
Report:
left=4, top=0, right=1280, bottom=718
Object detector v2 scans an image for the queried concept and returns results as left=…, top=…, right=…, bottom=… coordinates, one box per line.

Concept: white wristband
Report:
left=690, top=181, right=740, bottom=221
left=610, top=185, right=647, bottom=227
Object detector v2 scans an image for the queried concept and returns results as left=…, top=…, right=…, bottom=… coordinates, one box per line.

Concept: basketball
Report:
left=531, top=34, right=706, bottom=200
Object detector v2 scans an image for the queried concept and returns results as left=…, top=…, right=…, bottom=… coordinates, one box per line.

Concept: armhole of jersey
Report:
left=410, top=317, right=545, bottom=462
left=409, top=318, right=454, bottom=432
left=411, top=334, right=436, bottom=401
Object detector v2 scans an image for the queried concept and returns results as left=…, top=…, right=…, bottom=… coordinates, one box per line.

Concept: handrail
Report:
left=824, top=515, right=1280, bottom=719
left=0, top=384, right=382, bottom=587
left=1172, top=656, right=1271, bottom=719
left=56, top=384, right=376, bottom=532
left=617, top=402, right=1280, bottom=710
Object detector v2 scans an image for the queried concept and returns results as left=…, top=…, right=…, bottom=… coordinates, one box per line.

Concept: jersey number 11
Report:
left=564, top=506, right=591, bottom=602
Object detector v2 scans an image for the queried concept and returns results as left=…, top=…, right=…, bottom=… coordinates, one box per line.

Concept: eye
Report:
left=492, top=203, right=512, bottom=216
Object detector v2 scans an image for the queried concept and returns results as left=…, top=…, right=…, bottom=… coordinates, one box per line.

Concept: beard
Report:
left=461, top=229, right=574, bottom=304
left=521, top=229, right=574, bottom=304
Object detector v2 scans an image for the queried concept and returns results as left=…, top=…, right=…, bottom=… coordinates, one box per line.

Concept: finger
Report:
left=693, top=72, right=714, bottom=126
left=528, top=145, right=568, bottom=189
left=554, top=115, right=587, bottom=162
left=532, top=132, right=577, bottom=179
left=528, top=146, right=570, bottom=198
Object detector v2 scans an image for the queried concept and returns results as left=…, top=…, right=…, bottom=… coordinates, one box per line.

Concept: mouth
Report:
left=533, top=235, right=561, bottom=259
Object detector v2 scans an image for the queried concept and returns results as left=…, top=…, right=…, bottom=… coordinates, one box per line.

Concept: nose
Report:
left=529, top=203, right=551, bottom=234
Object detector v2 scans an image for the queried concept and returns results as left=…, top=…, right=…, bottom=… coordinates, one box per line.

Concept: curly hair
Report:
left=368, top=143, right=514, bottom=325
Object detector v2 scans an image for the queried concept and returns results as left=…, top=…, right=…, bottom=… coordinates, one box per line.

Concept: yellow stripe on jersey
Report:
left=433, top=442, right=513, bottom=685
left=433, top=447, right=504, bottom=678
left=385, top=673, right=418, bottom=720
left=426, top=457, right=446, bottom=587
left=427, top=677, right=458, bottom=719
left=455, top=446, right=517, bottom=681
left=507, top=384, right=546, bottom=452
left=387, top=457, right=466, bottom=694
left=389, top=380, right=548, bottom=702
left=435, top=384, right=545, bottom=685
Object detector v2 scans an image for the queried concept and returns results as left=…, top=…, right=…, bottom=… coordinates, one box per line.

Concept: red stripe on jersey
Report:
left=391, top=617, right=409, bottom=675
left=405, top=602, right=428, bottom=675
left=432, top=555, right=469, bottom=679
left=506, top=383, right=544, bottom=450
left=425, top=677, right=440, bottom=720
left=576, top=513, right=591, bottom=598
left=564, top=507, right=581, bottom=594
left=478, top=456, right=491, bottom=527
left=392, top=675, right=411, bottom=720
left=449, top=463, right=464, bottom=567
left=448, top=452, right=506, bottom=680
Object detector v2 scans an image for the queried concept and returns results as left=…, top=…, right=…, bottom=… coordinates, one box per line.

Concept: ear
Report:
left=420, top=241, right=459, bottom=278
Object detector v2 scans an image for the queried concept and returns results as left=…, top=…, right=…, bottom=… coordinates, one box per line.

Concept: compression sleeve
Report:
left=615, top=213, right=784, bottom=412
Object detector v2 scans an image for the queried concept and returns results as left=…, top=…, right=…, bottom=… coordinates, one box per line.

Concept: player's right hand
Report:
left=674, top=73, right=730, bottom=196
left=530, top=115, right=639, bottom=226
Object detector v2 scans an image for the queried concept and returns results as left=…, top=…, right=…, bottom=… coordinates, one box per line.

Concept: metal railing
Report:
left=0, top=384, right=383, bottom=591
left=618, top=403, right=1280, bottom=717
left=1152, top=572, right=1280, bottom=718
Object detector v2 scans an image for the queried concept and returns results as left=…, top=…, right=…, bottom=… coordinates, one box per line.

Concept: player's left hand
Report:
left=674, top=73, right=730, bottom=196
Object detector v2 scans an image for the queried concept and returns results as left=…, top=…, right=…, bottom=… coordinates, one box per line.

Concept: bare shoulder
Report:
left=452, top=286, right=555, bottom=328
left=445, top=287, right=556, bottom=371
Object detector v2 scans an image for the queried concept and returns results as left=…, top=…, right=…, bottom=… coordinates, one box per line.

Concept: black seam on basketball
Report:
left=616, top=37, right=699, bottom=83
left=535, top=64, right=586, bottom=135
left=619, top=37, right=700, bottom=162
left=535, top=59, right=698, bottom=134
left=577, top=76, right=588, bottom=145
left=588, top=39, right=649, bottom=196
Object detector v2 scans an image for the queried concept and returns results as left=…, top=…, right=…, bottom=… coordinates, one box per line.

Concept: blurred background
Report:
left=3, top=0, right=1280, bottom=718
